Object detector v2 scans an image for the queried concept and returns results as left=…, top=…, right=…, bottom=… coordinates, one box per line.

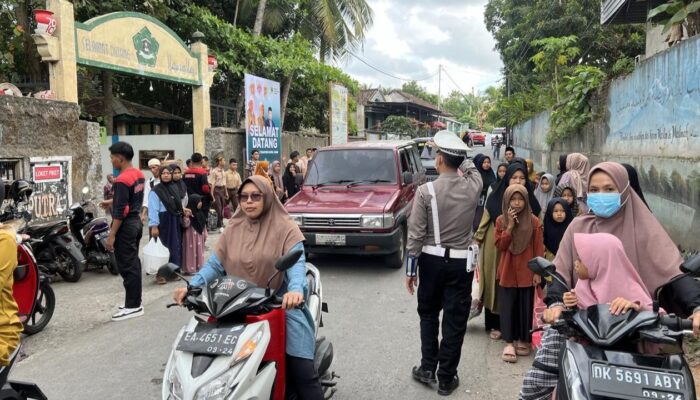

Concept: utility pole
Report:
left=438, top=64, right=442, bottom=111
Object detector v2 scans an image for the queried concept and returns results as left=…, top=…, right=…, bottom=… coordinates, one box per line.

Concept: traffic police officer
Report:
left=405, top=130, right=482, bottom=396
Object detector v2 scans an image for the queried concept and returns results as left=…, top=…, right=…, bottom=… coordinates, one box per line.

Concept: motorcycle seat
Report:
left=24, top=223, right=63, bottom=237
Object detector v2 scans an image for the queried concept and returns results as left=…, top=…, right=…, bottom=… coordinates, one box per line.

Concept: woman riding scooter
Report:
left=173, top=175, right=324, bottom=399
left=0, top=201, right=24, bottom=366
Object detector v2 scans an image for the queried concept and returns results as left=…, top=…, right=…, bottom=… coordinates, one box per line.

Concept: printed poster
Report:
left=330, top=83, right=349, bottom=145
left=245, top=73, right=281, bottom=162
left=29, top=157, right=72, bottom=222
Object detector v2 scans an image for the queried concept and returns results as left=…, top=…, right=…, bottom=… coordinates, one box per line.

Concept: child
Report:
left=563, top=232, right=654, bottom=314
left=553, top=182, right=583, bottom=216
left=543, top=198, right=574, bottom=261
left=182, top=194, right=207, bottom=275
left=534, top=174, right=555, bottom=216
left=492, top=163, right=508, bottom=190
left=495, top=184, right=544, bottom=363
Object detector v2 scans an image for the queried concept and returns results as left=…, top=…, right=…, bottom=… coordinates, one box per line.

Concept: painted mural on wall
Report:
left=29, top=157, right=72, bottom=222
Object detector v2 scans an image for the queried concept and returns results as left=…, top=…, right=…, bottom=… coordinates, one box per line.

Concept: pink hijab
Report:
left=553, top=162, right=683, bottom=296
left=560, top=153, right=590, bottom=199
left=573, top=233, right=653, bottom=309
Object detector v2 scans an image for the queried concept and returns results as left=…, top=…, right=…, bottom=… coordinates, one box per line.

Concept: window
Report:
left=407, top=145, right=424, bottom=174
left=0, top=159, right=23, bottom=180
left=399, top=149, right=411, bottom=174
left=304, top=149, right=397, bottom=186
left=138, top=150, right=174, bottom=170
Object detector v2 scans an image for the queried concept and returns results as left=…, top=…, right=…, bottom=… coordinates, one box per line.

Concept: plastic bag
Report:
left=531, top=285, right=547, bottom=350
left=143, top=238, right=170, bottom=275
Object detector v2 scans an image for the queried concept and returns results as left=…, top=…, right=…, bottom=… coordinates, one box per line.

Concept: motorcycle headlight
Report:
left=289, top=214, right=303, bottom=227
left=562, top=350, right=587, bottom=400
left=194, top=368, right=238, bottom=400
left=167, top=368, right=184, bottom=400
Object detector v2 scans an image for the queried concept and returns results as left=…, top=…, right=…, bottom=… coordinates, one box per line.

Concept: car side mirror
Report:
left=681, top=254, right=700, bottom=277
left=402, top=172, right=413, bottom=185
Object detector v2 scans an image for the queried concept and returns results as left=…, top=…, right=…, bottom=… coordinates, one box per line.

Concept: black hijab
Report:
left=484, top=162, right=542, bottom=224
left=543, top=197, right=573, bottom=254
left=491, top=162, right=509, bottom=190
left=622, top=163, right=650, bottom=210
left=473, top=154, right=496, bottom=193
left=555, top=153, right=569, bottom=185
left=283, top=163, right=300, bottom=198
left=171, top=164, right=187, bottom=200
left=153, top=166, right=184, bottom=217
left=186, top=193, right=206, bottom=234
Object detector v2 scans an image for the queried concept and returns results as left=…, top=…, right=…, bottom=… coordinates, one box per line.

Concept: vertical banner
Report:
left=29, top=157, right=72, bottom=222
left=329, top=83, right=349, bottom=145
left=245, top=73, right=281, bottom=162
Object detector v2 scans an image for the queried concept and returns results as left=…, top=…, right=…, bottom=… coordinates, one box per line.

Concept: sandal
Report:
left=488, top=330, right=502, bottom=340
left=502, top=345, right=517, bottom=363
left=515, top=342, right=531, bottom=356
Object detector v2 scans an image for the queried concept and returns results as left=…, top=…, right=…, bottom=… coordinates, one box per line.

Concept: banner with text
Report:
left=329, top=83, right=349, bottom=145
left=245, top=73, right=281, bottom=163
left=29, top=158, right=72, bottom=222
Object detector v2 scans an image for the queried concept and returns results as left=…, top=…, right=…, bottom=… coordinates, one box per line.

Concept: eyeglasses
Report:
left=238, top=192, right=263, bottom=202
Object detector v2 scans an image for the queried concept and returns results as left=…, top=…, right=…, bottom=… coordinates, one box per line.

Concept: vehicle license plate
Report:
left=316, top=234, right=346, bottom=246
left=176, top=324, right=244, bottom=356
left=590, top=362, right=686, bottom=399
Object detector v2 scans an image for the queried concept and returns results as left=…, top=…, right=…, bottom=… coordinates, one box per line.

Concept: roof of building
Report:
left=82, top=97, right=187, bottom=122
left=601, top=0, right=665, bottom=24
left=359, top=88, right=442, bottom=113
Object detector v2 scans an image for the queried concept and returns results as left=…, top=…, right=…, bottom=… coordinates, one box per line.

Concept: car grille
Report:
left=303, top=216, right=361, bottom=228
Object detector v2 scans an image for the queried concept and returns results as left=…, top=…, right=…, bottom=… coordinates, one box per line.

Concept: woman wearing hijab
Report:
left=542, top=198, right=573, bottom=260
left=525, top=159, right=538, bottom=188
left=493, top=163, right=508, bottom=190
left=533, top=173, right=555, bottom=216
left=553, top=182, right=582, bottom=217
left=181, top=194, right=207, bottom=275
left=473, top=163, right=539, bottom=338
left=172, top=176, right=324, bottom=399
left=554, top=153, right=569, bottom=185
left=283, top=163, right=301, bottom=200
left=519, top=162, right=700, bottom=400
left=149, top=166, right=185, bottom=283
left=171, top=164, right=188, bottom=208
left=559, top=153, right=590, bottom=211
left=622, top=163, right=650, bottom=209
left=269, top=160, right=285, bottom=201
left=255, top=160, right=273, bottom=186
left=472, top=154, right=496, bottom=232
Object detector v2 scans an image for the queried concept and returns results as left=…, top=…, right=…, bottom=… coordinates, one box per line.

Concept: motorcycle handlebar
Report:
left=659, top=315, right=694, bottom=331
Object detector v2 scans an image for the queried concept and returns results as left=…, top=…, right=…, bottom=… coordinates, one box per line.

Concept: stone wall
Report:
left=512, top=34, right=700, bottom=250
left=0, top=96, right=101, bottom=212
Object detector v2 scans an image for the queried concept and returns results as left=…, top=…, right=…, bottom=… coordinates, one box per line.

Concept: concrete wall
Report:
left=513, top=34, right=700, bottom=250
left=0, top=96, right=101, bottom=212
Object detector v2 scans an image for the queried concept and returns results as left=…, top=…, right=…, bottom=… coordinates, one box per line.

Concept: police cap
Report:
left=432, top=130, right=470, bottom=157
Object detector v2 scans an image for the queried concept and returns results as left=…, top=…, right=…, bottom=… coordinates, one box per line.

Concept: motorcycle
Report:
left=69, top=187, right=118, bottom=275
left=159, top=249, right=337, bottom=400
left=0, top=348, right=47, bottom=400
left=528, top=256, right=698, bottom=400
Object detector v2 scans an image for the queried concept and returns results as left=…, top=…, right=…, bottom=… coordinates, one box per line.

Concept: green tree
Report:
left=400, top=81, right=439, bottom=107
left=530, top=35, right=580, bottom=104
left=381, top=115, right=415, bottom=137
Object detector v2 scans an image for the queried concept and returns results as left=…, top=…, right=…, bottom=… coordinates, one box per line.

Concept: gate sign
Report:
left=329, top=83, right=349, bottom=145
left=75, top=12, right=201, bottom=85
left=32, top=165, right=63, bottom=183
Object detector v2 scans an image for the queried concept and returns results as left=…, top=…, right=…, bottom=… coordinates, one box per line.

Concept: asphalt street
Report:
left=12, top=142, right=531, bottom=399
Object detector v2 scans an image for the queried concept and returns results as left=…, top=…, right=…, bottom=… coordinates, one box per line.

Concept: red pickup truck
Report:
left=285, top=141, right=426, bottom=268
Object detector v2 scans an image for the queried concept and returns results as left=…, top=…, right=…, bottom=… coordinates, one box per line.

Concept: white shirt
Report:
left=142, top=177, right=160, bottom=208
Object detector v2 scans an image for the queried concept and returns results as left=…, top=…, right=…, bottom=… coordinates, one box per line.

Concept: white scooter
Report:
left=159, top=249, right=336, bottom=400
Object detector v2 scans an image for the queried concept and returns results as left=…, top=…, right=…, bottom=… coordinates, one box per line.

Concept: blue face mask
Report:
left=587, top=191, right=624, bottom=218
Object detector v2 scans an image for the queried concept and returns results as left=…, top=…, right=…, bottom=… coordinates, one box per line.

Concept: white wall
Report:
left=100, top=134, right=194, bottom=184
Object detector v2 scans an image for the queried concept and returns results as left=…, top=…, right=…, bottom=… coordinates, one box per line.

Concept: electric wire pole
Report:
left=438, top=64, right=442, bottom=111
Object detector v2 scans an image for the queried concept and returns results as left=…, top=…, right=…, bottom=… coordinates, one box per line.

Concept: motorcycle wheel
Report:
left=57, top=248, right=83, bottom=282
left=107, top=252, right=119, bottom=275
left=24, top=282, right=55, bottom=335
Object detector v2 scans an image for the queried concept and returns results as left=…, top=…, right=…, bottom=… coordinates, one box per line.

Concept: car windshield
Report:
left=305, top=149, right=398, bottom=186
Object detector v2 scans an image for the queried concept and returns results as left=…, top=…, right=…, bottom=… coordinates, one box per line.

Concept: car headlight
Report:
left=289, top=214, right=303, bottom=226
left=167, top=368, right=184, bottom=400
left=562, top=350, right=586, bottom=400
left=194, top=368, right=238, bottom=400
left=361, top=214, right=395, bottom=228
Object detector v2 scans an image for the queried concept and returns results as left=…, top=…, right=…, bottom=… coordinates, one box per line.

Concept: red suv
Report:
left=285, top=141, right=426, bottom=268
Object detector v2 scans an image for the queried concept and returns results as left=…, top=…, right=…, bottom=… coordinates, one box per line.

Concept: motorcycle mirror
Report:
left=275, top=248, right=303, bottom=272
left=81, top=186, right=89, bottom=195
left=157, top=262, right=188, bottom=282
left=23, top=211, right=31, bottom=222
left=528, top=257, right=571, bottom=290
left=680, top=253, right=700, bottom=277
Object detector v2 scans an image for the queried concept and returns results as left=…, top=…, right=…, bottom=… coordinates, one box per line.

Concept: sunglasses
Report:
left=238, top=192, right=263, bottom=202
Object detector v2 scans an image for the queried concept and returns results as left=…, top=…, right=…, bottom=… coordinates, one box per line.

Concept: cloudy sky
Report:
left=335, top=0, right=503, bottom=98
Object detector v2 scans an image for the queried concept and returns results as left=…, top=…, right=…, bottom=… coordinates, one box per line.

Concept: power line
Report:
left=346, top=50, right=438, bottom=82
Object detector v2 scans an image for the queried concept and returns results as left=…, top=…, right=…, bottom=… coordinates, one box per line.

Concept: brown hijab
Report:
left=214, top=176, right=305, bottom=289
left=562, top=153, right=590, bottom=198
left=501, top=184, right=533, bottom=255
left=552, top=162, right=683, bottom=295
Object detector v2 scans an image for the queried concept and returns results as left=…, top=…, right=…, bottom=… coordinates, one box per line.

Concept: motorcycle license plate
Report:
left=176, top=324, right=244, bottom=356
left=590, top=362, right=686, bottom=399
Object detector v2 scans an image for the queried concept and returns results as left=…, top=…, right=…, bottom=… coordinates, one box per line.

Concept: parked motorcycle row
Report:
left=0, top=180, right=119, bottom=398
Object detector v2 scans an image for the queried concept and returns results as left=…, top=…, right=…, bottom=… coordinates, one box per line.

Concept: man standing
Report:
left=297, top=148, right=313, bottom=177
left=184, top=153, right=212, bottom=216
left=405, top=130, right=482, bottom=396
left=492, top=135, right=502, bottom=160
left=141, top=158, right=160, bottom=225
left=105, top=142, right=145, bottom=321
left=245, top=149, right=260, bottom=178
left=225, top=158, right=242, bottom=211
left=289, top=151, right=300, bottom=166
left=505, top=146, right=516, bottom=163
left=265, top=107, right=276, bottom=129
